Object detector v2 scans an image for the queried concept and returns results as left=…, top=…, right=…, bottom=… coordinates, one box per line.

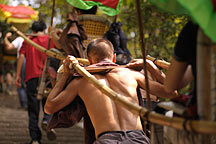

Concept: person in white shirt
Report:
left=4, top=32, right=27, bottom=109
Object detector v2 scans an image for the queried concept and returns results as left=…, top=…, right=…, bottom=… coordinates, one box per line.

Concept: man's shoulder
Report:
left=106, top=67, right=139, bottom=79
left=110, top=67, right=137, bottom=73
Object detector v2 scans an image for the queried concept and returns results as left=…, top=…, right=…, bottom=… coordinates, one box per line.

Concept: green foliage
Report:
left=32, top=0, right=72, bottom=28
left=0, top=0, right=9, bottom=5
left=118, top=0, right=188, bottom=61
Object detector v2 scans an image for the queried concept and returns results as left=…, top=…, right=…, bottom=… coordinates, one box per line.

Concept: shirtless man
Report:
left=44, top=38, right=177, bottom=144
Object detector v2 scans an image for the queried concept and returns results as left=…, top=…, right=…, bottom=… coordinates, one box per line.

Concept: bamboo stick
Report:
left=146, top=55, right=170, bottom=69
left=136, top=0, right=151, bottom=111
left=197, top=28, right=214, bottom=143
left=57, top=56, right=169, bottom=74
left=10, top=26, right=90, bottom=65
left=57, top=64, right=143, bottom=74
left=36, top=0, right=56, bottom=100
left=69, top=58, right=216, bottom=134
left=11, top=26, right=170, bottom=69
left=24, top=33, right=48, bottom=36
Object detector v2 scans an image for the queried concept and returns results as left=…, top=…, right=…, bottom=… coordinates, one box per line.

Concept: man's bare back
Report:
left=76, top=67, right=143, bottom=137
left=45, top=60, right=176, bottom=138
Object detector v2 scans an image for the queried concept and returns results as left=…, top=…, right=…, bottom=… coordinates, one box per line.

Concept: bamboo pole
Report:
left=11, top=25, right=170, bottom=70
left=197, top=28, right=212, bottom=121
left=10, top=26, right=89, bottom=65
left=57, top=64, right=143, bottom=74
left=57, top=56, right=170, bottom=74
left=37, top=0, right=56, bottom=100
left=146, top=55, right=170, bottom=69
left=197, top=28, right=215, bottom=143
left=135, top=0, right=151, bottom=111
left=69, top=58, right=216, bottom=134
left=24, top=33, right=48, bottom=36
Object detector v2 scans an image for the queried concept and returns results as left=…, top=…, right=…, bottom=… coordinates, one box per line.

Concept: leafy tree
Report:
left=118, top=0, right=187, bottom=62
left=118, top=1, right=193, bottom=96
left=33, top=0, right=72, bottom=28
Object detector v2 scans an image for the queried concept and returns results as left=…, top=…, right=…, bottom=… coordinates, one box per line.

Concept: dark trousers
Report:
left=94, top=130, right=150, bottom=144
left=26, top=78, right=51, bottom=141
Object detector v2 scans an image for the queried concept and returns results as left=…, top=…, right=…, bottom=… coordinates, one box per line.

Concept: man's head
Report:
left=31, top=20, right=47, bottom=33
left=87, top=38, right=115, bottom=64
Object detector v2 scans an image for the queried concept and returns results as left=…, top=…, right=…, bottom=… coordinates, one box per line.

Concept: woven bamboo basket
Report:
left=10, top=22, right=30, bottom=33
left=78, top=14, right=110, bottom=48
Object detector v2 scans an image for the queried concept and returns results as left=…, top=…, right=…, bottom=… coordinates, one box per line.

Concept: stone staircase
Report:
left=0, top=93, right=84, bottom=144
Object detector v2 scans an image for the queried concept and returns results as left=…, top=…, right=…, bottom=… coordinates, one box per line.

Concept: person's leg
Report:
left=26, top=78, right=41, bottom=143
left=17, top=59, right=27, bottom=109
left=5, top=72, right=13, bottom=95
left=4, top=60, right=14, bottom=95
left=41, top=97, right=51, bottom=123
left=17, top=87, right=28, bottom=109
left=41, top=97, right=56, bottom=141
left=0, top=74, right=3, bottom=93
left=0, top=50, right=4, bottom=93
left=41, top=77, right=53, bottom=124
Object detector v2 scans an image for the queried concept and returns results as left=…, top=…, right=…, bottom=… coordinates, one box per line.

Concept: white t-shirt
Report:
left=12, top=37, right=24, bottom=58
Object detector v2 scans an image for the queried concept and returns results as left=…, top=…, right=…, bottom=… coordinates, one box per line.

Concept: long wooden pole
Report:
left=11, top=25, right=171, bottom=70
left=135, top=0, right=151, bottom=111
left=197, top=27, right=214, bottom=143
left=10, top=26, right=89, bottom=65
left=69, top=59, right=216, bottom=134
left=37, top=0, right=56, bottom=100
left=11, top=26, right=171, bottom=70
left=146, top=55, right=170, bottom=69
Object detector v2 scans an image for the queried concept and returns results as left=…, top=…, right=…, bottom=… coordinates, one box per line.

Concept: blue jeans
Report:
left=17, top=60, right=27, bottom=108
left=17, top=87, right=27, bottom=108
left=26, top=78, right=51, bottom=141
left=17, top=59, right=27, bottom=108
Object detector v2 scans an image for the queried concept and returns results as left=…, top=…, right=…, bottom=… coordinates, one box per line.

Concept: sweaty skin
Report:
left=45, top=56, right=177, bottom=138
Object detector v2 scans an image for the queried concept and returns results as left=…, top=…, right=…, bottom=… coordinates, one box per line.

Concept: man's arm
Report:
left=134, top=70, right=178, bottom=99
left=15, top=54, right=24, bottom=87
left=146, top=59, right=165, bottom=84
left=4, top=32, right=14, bottom=50
left=164, top=58, right=193, bottom=93
left=127, top=59, right=165, bottom=84
left=44, top=56, right=79, bottom=114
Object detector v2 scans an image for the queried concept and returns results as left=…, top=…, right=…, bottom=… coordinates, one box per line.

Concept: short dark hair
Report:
left=87, top=38, right=114, bottom=62
left=31, top=20, right=47, bottom=32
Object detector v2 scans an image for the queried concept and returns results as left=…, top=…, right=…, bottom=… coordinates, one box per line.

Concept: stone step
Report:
left=0, top=93, right=84, bottom=144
